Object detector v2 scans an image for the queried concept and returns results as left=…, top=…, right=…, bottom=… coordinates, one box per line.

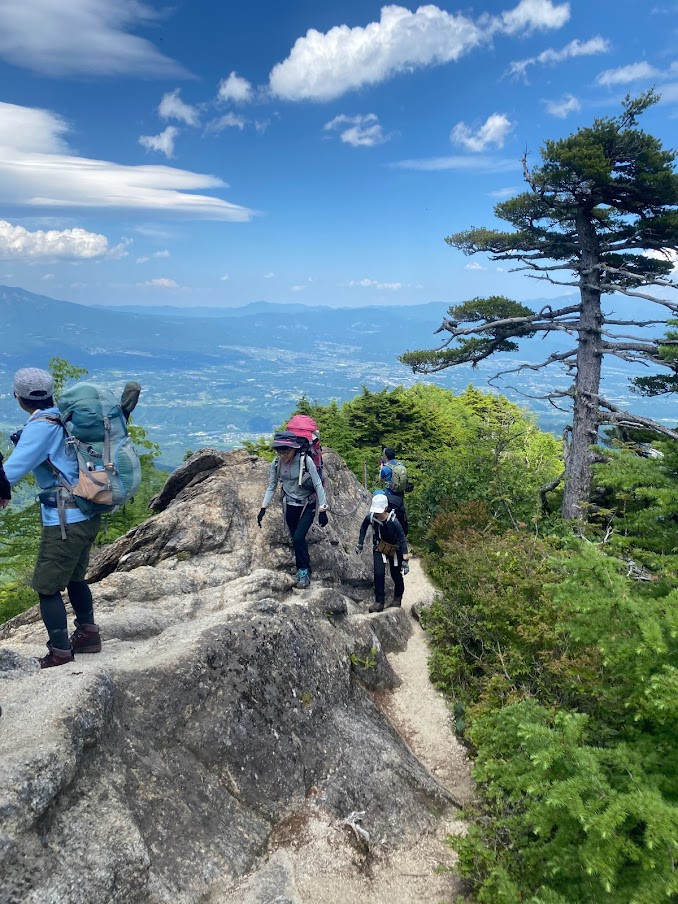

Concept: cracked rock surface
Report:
left=0, top=449, right=470, bottom=904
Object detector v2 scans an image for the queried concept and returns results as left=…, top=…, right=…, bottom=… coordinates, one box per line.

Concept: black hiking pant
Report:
left=285, top=501, right=316, bottom=571
left=373, top=551, right=404, bottom=606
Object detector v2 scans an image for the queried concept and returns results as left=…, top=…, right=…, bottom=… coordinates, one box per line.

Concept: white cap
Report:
left=369, top=493, right=389, bottom=513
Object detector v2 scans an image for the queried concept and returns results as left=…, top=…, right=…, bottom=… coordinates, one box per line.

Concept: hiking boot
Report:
left=368, top=602, right=384, bottom=613
left=386, top=596, right=403, bottom=609
left=38, top=643, right=74, bottom=669
left=295, top=568, right=311, bottom=589
left=70, top=621, right=102, bottom=654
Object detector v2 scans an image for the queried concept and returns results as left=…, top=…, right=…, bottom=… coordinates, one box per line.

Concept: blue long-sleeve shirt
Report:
left=3, top=408, right=88, bottom=527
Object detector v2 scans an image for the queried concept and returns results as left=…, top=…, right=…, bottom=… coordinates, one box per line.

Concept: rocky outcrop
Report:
left=0, top=450, right=465, bottom=904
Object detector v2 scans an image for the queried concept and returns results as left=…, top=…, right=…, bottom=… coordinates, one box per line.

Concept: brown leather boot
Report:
left=38, top=644, right=74, bottom=669
left=70, top=622, right=102, bottom=654
left=386, top=596, right=402, bottom=608
left=368, top=601, right=384, bottom=613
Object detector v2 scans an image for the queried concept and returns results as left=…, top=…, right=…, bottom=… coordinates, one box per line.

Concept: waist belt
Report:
left=37, top=488, right=80, bottom=540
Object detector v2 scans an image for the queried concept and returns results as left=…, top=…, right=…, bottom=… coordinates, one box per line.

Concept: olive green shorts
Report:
left=31, top=516, right=101, bottom=596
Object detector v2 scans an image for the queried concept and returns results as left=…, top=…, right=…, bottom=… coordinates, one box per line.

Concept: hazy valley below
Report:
left=2, top=285, right=675, bottom=468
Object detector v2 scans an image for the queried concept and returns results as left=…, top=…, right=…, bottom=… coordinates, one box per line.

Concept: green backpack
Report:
left=54, top=382, right=142, bottom=517
left=387, top=460, right=409, bottom=494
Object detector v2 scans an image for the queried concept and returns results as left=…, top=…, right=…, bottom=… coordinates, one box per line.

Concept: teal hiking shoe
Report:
left=296, top=568, right=311, bottom=589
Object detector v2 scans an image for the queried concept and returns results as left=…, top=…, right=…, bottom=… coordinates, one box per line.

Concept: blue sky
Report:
left=0, top=0, right=675, bottom=308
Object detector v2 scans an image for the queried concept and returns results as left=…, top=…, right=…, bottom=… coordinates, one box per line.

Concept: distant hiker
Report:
left=258, top=431, right=329, bottom=589
left=379, top=447, right=410, bottom=536
left=355, top=492, right=409, bottom=613
left=1, top=370, right=142, bottom=669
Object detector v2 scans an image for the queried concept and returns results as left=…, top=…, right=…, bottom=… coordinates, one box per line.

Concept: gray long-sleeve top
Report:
left=262, top=453, right=327, bottom=509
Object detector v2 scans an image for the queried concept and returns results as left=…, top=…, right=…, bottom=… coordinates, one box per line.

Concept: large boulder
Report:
left=0, top=450, right=461, bottom=904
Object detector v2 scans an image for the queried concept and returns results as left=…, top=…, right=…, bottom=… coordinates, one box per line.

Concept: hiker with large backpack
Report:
left=0, top=368, right=141, bottom=668
left=355, top=492, right=410, bottom=613
left=257, top=417, right=328, bottom=590
left=379, top=447, right=410, bottom=536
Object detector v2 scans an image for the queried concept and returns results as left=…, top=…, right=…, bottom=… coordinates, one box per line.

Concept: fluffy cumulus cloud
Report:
left=324, top=113, right=388, bottom=147
left=0, top=219, right=118, bottom=260
left=544, top=93, right=581, bottom=117
left=269, top=1, right=568, bottom=102
left=465, top=261, right=486, bottom=270
left=0, top=0, right=185, bottom=77
left=139, top=126, right=179, bottom=158
left=217, top=72, right=254, bottom=103
left=158, top=90, right=199, bottom=126
left=0, top=102, right=253, bottom=221
left=596, top=61, right=660, bottom=86
left=498, top=0, right=569, bottom=34
left=451, top=113, right=513, bottom=152
left=509, top=36, right=609, bottom=79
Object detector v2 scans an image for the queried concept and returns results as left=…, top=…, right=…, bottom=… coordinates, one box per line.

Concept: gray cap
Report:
left=13, top=367, right=54, bottom=401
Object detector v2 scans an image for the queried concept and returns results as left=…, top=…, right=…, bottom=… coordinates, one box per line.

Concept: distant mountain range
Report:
left=1, top=285, right=674, bottom=467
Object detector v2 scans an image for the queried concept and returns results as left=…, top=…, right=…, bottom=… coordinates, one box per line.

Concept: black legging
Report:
left=39, top=580, right=94, bottom=650
left=373, top=551, right=404, bottom=606
left=284, top=501, right=316, bottom=570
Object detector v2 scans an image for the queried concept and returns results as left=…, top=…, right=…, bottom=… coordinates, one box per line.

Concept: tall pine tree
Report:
left=401, top=92, right=678, bottom=519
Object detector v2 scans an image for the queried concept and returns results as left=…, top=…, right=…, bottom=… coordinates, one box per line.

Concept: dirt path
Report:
left=213, top=558, right=473, bottom=904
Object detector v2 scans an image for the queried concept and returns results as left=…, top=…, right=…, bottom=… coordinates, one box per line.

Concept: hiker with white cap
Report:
left=1, top=368, right=104, bottom=668
left=258, top=430, right=328, bottom=589
left=355, top=492, right=409, bottom=613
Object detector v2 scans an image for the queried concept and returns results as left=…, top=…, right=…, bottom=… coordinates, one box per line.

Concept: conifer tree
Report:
left=401, top=92, right=678, bottom=518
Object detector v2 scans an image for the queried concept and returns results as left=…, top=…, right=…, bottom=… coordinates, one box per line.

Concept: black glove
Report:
left=402, top=562, right=410, bottom=576
left=354, top=544, right=363, bottom=555
left=257, top=507, right=266, bottom=528
left=0, top=454, right=10, bottom=502
left=318, top=510, right=328, bottom=527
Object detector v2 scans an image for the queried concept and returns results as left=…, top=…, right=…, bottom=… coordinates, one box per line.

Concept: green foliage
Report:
left=48, top=356, right=88, bottom=399
left=290, top=384, right=562, bottom=541
left=425, top=519, right=678, bottom=902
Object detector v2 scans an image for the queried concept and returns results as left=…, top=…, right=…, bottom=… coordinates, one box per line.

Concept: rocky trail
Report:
left=0, top=450, right=471, bottom=904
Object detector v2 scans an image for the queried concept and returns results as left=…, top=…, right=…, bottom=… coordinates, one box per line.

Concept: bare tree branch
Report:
left=596, top=395, right=678, bottom=440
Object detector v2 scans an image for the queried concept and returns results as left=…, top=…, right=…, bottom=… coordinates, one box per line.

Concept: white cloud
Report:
left=136, top=249, right=170, bottom=263
left=596, top=61, right=661, bottom=86
left=324, top=113, right=389, bottom=147
left=498, top=0, right=569, bottom=35
left=291, top=284, right=306, bottom=291
left=465, top=261, right=487, bottom=270
left=220, top=273, right=230, bottom=280
left=218, top=72, right=253, bottom=103
left=488, top=186, right=520, bottom=198
left=0, top=102, right=253, bottom=221
left=139, top=126, right=179, bottom=158
left=158, top=90, right=199, bottom=126
left=0, top=102, right=69, bottom=153
left=544, top=93, right=581, bottom=117
left=139, top=277, right=180, bottom=288
left=0, top=0, right=185, bottom=77
left=451, top=114, right=513, bottom=152
left=41, top=272, right=55, bottom=279
left=349, top=278, right=403, bottom=290
left=264, top=272, right=276, bottom=279
left=208, top=113, right=247, bottom=132
left=0, top=219, right=119, bottom=260
left=509, top=35, right=609, bottom=79
left=269, top=1, right=569, bottom=103
left=393, top=155, right=517, bottom=172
